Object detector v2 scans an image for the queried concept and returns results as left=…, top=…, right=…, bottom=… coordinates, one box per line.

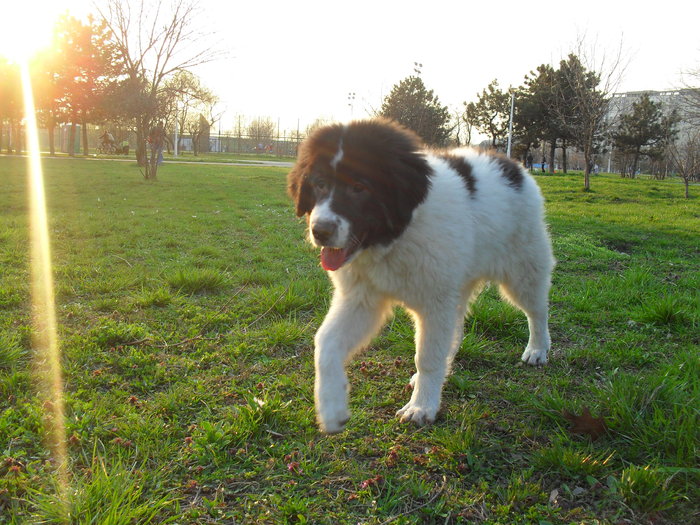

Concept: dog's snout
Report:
left=312, top=221, right=336, bottom=245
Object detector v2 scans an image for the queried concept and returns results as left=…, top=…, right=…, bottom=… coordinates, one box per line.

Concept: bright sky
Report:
left=3, top=0, right=700, bottom=134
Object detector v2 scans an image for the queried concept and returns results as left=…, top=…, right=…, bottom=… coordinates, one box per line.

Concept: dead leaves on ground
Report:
left=562, top=407, right=608, bottom=440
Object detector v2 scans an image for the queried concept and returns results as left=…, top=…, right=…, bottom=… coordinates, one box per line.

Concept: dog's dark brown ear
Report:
left=287, top=166, right=314, bottom=217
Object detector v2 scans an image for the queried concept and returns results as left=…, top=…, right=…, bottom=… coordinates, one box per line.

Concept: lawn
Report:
left=0, top=156, right=698, bottom=524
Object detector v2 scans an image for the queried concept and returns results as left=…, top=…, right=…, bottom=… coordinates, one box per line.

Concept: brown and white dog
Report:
left=288, top=119, right=554, bottom=433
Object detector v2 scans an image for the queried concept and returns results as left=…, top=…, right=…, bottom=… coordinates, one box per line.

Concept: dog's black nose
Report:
left=312, top=222, right=336, bottom=244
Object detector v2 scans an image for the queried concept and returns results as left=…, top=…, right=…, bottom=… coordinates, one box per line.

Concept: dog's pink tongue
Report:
left=320, top=247, right=347, bottom=271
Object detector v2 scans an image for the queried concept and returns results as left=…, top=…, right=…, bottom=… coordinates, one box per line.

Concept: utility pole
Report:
left=174, top=118, right=178, bottom=156
left=506, top=92, right=515, bottom=158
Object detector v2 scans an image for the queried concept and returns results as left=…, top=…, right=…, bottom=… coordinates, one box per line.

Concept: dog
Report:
left=287, top=119, right=554, bottom=434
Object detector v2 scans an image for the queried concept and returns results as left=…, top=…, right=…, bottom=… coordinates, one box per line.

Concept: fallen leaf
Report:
left=562, top=407, right=607, bottom=440
left=287, top=461, right=302, bottom=475
left=360, top=475, right=382, bottom=489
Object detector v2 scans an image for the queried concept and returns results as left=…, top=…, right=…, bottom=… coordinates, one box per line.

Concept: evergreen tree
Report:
left=379, top=75, right=452, bottom=146
left=514, top=65, right=556, bottom=164
left=466, top=79, right=511, bottom=149
left=51, top=14, right=122, bottom=155
left=613, top=93, right=679, bottom=177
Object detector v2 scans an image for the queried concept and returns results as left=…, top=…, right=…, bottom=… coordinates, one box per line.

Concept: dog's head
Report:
left=287, top=119, right=432, bottom=271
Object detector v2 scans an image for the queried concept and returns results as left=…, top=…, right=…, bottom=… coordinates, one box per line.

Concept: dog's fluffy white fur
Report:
left=288, top=120, right=554, bottom=433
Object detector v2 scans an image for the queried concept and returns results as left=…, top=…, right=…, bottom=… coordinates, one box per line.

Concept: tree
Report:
left=613, top=93, right=679, bottom=177
left=667, top=130, right=700, bottom=198
left=96, top=0, right=219, bottom=179
left=305, top=118, right=334, bottom=138
left=50, top=14, right=122, bottom=156
left=30, top=49, right=64, bottom=156
left=186, top=104, right=223, bottom=157
left=457, top=105, right=474, bottom=146
left=0, top=58, right=22, bottom=154
left=514, top=65, right=556, bottom=164
left=163, top=70, right=218, bottom=154
left=465, top=80, right=511, bottom=149
left=248, top=117, right=276, bottom=146
left=550, top=45, right=624, bottom=191
left=379, top=75, right=452, bottom=146
left=680, top=66, right=700, bottom=125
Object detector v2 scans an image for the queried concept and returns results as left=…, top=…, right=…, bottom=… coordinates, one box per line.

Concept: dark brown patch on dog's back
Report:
left=438, top=153, right=477, bottom=196
left=495, top=156, right=524, bottom=190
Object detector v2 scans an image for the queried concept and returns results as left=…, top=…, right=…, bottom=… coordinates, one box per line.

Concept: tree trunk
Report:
left=562, top=142, right=568, bottom=173
left=146, top=142, right=159, bottom=181
left=81, top=116, right=89, bottom=156
left=69, top=122, right=76, bottom=157
left=685, top=178, right=690, bottom=199
left=48, top=124, right=55, bottom=156
left=192, top=131, right=200, bottom=156
left=549, top=140, right=556, bottom=173
left=631, top=148, right=641, bottom=178
left=541, top=144, right=546, bottom=173
left=583, top=147, right=593, bottom=191
left=136, top=123, right=147, bottom=167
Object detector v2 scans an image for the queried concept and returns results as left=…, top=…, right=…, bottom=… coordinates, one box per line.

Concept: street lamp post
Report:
left=174, top=117, right=179, bottom=156
left=506, top=92, right=515, bottom=158
left=347, top=92, right=356, bottom=118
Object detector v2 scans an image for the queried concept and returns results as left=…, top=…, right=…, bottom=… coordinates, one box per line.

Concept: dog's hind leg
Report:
left=498, top=269, right=551, bottom=366
left=314, top=288, right=392, bottom=433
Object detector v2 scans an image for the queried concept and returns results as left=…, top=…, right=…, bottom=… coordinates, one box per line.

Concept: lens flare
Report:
left=21, top=61, right=70, bottom=514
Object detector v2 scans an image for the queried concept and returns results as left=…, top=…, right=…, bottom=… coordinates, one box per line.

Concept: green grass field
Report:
left=0, top=156, right=698, bottom=524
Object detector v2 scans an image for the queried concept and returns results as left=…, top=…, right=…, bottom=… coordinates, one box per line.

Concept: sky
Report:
left=4, top=0, right=700, bottom=135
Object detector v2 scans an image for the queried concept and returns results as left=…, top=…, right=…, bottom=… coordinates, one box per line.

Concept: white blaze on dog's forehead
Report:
left=330, top=139, right=344, bottom=169
left=330, top=125, right=347, bottom=170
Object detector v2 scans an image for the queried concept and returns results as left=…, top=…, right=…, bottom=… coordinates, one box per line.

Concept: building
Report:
left=608, top=89, right=694, bottom=135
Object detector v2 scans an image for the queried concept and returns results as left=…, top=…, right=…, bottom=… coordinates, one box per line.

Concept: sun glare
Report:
left=0, top=5, right=61, bottom=62
left=16, top=26, right=71, bottom=519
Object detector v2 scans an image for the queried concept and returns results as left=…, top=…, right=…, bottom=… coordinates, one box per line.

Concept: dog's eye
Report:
left=312, top=178, right=329, bottom=192
left=350, top=182, right=368, bottom=194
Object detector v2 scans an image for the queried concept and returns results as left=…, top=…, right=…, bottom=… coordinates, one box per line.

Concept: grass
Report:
left=0, top=156, right=698, bottom=523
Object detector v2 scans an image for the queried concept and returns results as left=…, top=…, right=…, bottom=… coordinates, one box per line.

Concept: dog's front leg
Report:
left=314, top=289, right=391, bottom=433
left=397, top=299, right=466, bottom=426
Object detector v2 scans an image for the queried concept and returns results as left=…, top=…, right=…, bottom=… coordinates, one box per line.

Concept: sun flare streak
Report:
left=21, top=61, right=70, bottom=512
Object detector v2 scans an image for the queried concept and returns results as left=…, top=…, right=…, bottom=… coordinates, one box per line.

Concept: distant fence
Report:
left=185, top=133, right=301, bottom=157
left=29, top=125, right=301, bottom=157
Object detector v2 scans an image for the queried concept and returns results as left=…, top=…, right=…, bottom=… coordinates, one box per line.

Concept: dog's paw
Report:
left=317, top=406, right=349, bottom=434
left=521, top=345, right=548, bottom=366
left=396, top=402, right=436, bottom=427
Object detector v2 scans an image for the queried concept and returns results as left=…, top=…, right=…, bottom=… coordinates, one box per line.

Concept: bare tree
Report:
left=186, top=103, right=223, bottom=156
left=667, top=131, right=700, bottom=198
left=97, top=0, right=219, bottom=179
left=248, top=117, right=277, bottom=148
left=550, top=37, right=626, bottom=191
left=305, top=117, right=334, bottom=137
left=163, top=70, right=218, bottom=154
left=680, top=66, right=700, bottom=125
left=457, top=105, right=473, bottom=146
